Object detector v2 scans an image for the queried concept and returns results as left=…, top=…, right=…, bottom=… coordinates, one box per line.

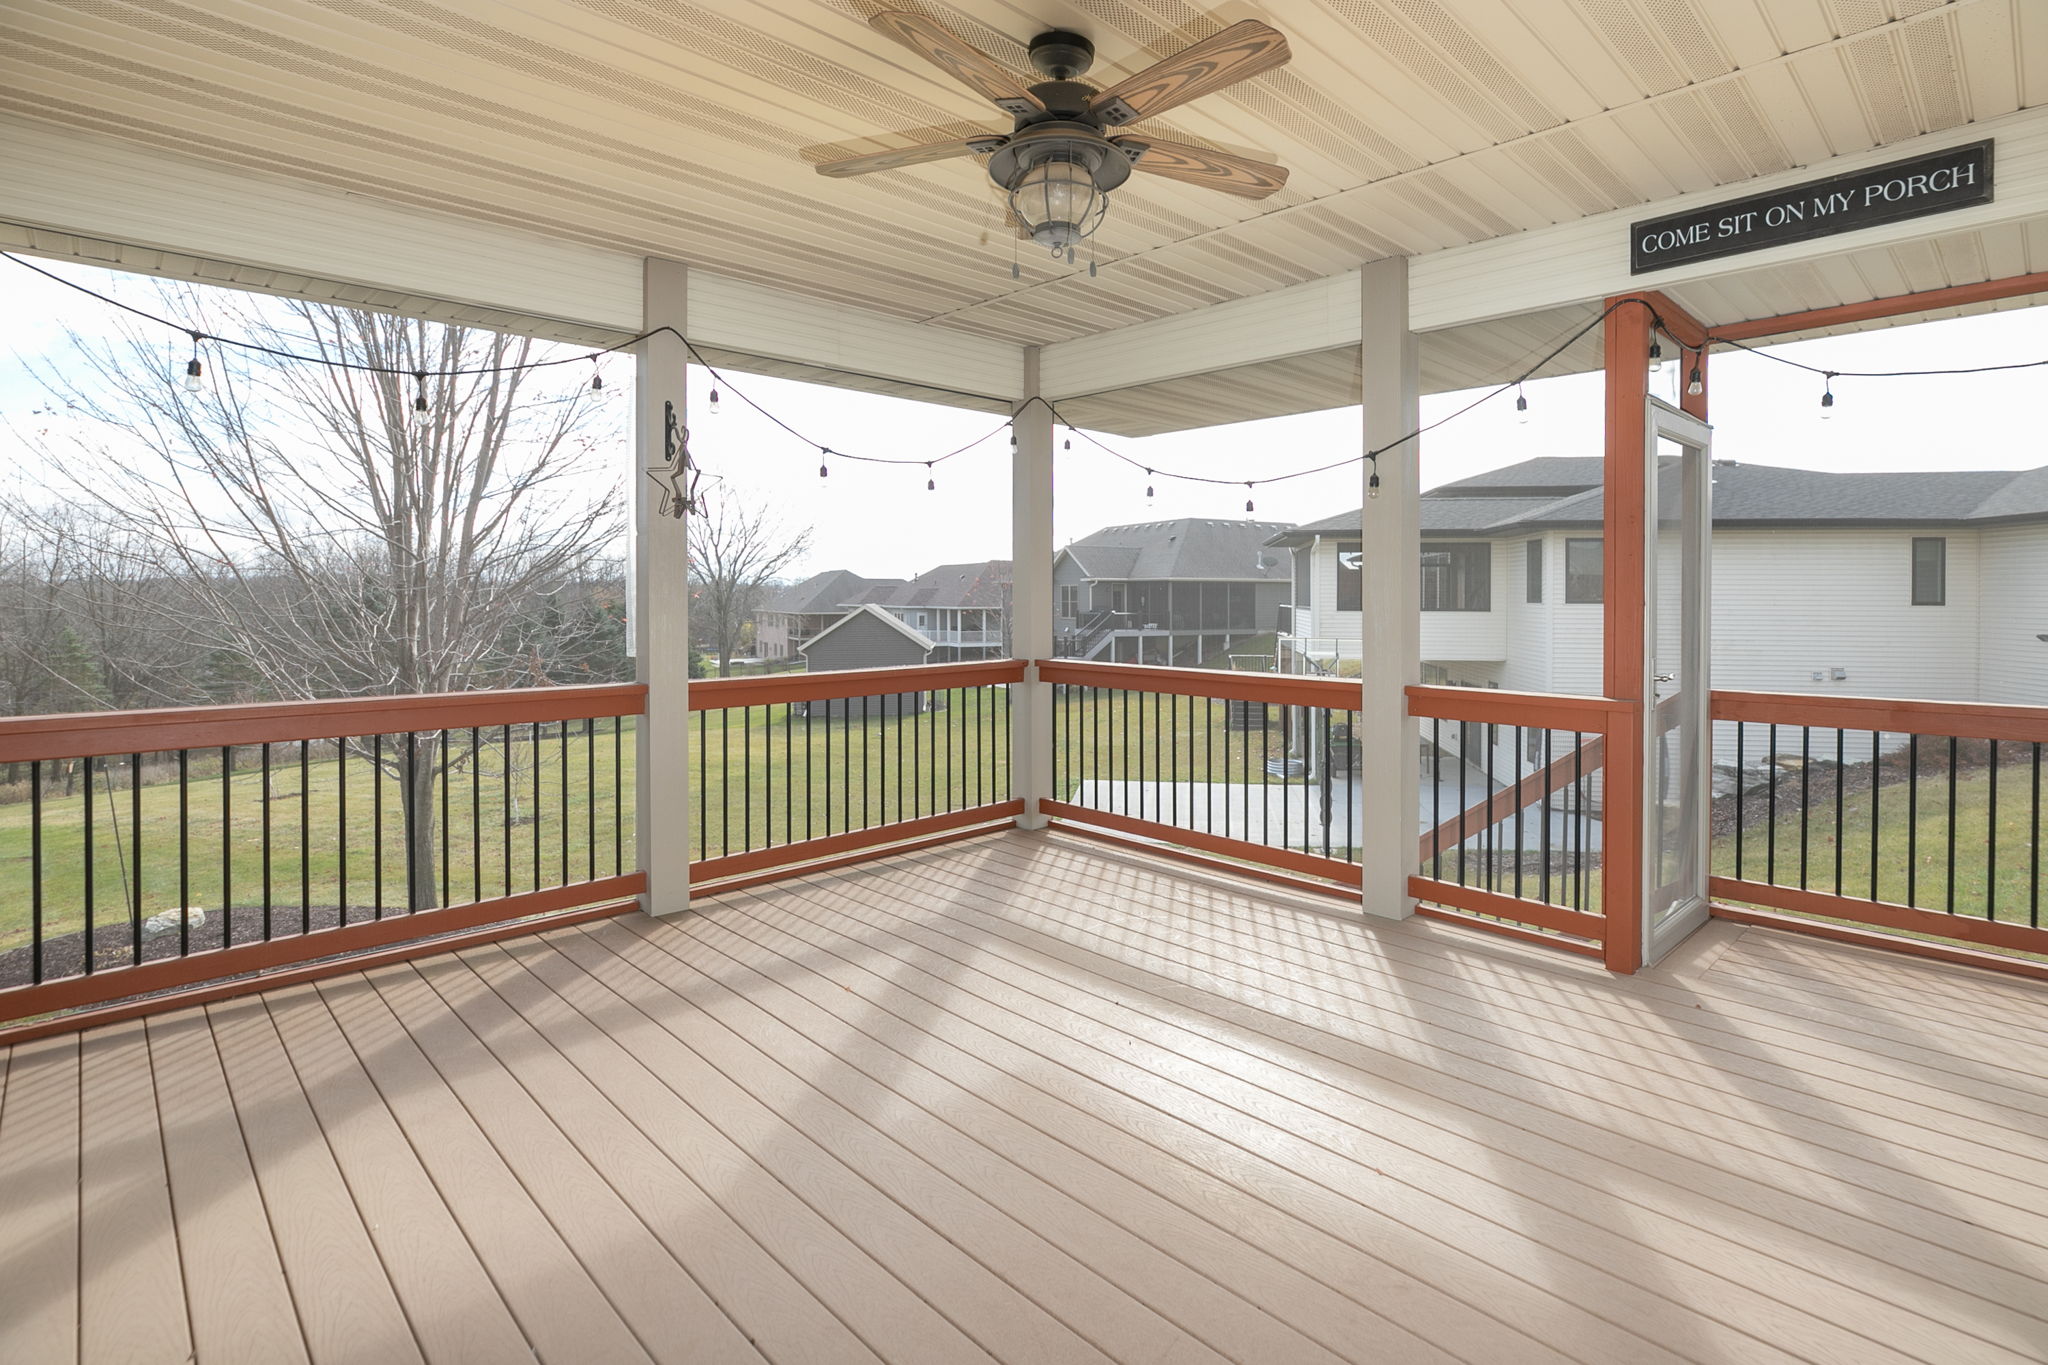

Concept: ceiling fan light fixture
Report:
left=1007, top=147, right=1108, bottom=253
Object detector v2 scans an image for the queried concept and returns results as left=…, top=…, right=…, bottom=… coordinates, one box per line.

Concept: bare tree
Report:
left=16, top=285, right=626, bottom=906
left=690, top=490, right=812, bottom=676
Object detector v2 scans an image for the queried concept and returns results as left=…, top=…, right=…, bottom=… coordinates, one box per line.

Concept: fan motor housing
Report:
left=986, top=122, right=1133, bottom=194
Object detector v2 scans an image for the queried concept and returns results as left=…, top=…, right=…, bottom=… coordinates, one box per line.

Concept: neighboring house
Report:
left=1273, top=456, right=2048, bottom=711
left=1054, top=518, right=1293, bottom=665
left=860, top=560, right=1012, bottom=662
left=756, top=570, right=907, bottom=661
left=795, top=604, right=934, bottom=718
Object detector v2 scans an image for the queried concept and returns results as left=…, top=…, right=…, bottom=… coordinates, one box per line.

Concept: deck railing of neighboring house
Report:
left=1038, top=659, right=1366, bottom=891
left=1406, top=685, right=1624, bottom=959
left=0, top=685, right=646, bottom=1031
left=688, top=660, right=1023, bottom=887
left=1709, top=691, right=2048, bottom=974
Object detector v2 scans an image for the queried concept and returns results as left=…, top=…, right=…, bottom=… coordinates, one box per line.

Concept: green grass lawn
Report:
left=1711, top=753, right=2045, bottom=929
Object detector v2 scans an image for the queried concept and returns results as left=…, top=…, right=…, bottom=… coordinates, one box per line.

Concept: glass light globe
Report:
left=1009, top=156, right=1106, bottom=252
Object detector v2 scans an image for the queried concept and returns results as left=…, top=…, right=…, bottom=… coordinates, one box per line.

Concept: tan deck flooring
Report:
left=3, top=829, right=2047, bottom=1364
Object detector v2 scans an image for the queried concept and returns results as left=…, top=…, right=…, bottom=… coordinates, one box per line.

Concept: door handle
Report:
left=1654, top=673, right=1676, bottom=684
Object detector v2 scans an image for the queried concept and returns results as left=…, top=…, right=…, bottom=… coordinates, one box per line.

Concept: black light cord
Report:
left=11, top=249, right=2042, bottom=492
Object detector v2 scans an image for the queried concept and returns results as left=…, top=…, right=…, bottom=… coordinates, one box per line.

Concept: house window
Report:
left=1057, top=585, right=1080, bottom=621
left=1526, top=540, right=1544, bottom=603
left=1420, top=542, right=1490, bottom=612
left=1911, top=537, right=1946, bottom=605
left=1565, top=538, right=1603, bottom=604
left=1337, top=542, right=1363, bottom=611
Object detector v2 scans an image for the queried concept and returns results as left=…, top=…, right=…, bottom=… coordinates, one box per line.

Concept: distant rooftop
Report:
left=1269, top=458, right=2048, bottom=544
left=1061, top=518, right=1293, bottom=581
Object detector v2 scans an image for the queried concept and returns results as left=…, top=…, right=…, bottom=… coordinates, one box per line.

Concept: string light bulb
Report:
left=1820, top=372, right=1836, bottom=418
left=589, top=364, right=602, bottom=392
left=926, top=462, right=935, bottom=492
left=182, top=332, right=205, bottom=392
left=708, top=387, right=720, bottom=415
left=1648, top=337, right=1664, bottom=373
left=818, top=448, right=830, bottom=480
left=1244, top=482, right=1255, bottom=518
left=1368, top=458, right=1382, bottom=500
left=1515, top=384, right=1529, bottom=423
left=412, top=370, right=429, bottom=413
left=1144, top=469, right=1155, bottom=505
left=1686, top=355, right=1704, bottom=397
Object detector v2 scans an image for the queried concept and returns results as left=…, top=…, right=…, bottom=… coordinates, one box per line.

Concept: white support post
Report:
left=1358, top=257, right=1421, bottom=919
left=635, top=257, right=691, bottom=915
left=1011, top=346, right=1054, bottom=828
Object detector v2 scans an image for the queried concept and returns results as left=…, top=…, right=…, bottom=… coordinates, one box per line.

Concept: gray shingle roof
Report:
left=763, top=569, right=906, bottom=614
left=863, top=560, right=1012, bottom=610
left=1060, top=518, right=1293, bottom=580
left=1267, top=457, right=2048, bottom=544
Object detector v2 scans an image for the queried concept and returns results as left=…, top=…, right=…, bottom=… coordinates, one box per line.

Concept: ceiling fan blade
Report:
left=814, top=135, right=1005, bottom=178
left=1115, top=136, right=1289, bottom=199
left=1089, top=20, right=1290, bottom=127
left=869, top=11, right=1044, bottom=117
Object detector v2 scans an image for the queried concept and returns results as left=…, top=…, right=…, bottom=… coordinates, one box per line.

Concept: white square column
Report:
left=1011, top=345, right=1054, bottom=828
left=635, top=257, right=692, bottom=914
left=1357, top=257, right=1421, bottom=919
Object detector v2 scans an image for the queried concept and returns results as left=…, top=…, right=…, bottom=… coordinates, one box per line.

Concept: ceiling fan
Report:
left=816, top=11, right=1292, bottom=259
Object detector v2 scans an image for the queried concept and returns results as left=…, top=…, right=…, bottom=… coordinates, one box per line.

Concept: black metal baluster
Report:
left=783, top=704, right=793, bottom=847
left=1457, top=726, right=1469, bottom=888
left=337, top=739, right=349, bottom=926
left=178, top=751, right=190, bottom=956
left=373, top=735, right=383, bottom=918
left=1734, top=723, right=1745, bottom=881
left=1431, top=718, right=1443, bottom=879
left=441, top=733, right=451, bottom=911
left=302, top=741, right=312, bottom=934
left=1540, top=729, right=1553, bottom=905
left=130, top=752, right=143, bottom=965
left=502, top=726, right=514, bottom=898
left=1907, top=734, right=1920, bottom=908
left=473, top=727, right=484, bottom=898
left=1485, top=723, right=1497, bottom=892
left=1262, top=702, right=1272, bottom=850
left=1987, top=739, right=1999, bottom=921
left=82, top=759, right=96, bottom=972
left=614, top=717, right=624, bottom=875
left=743, top=706, right=754, bottom=853
left=586, top=718, right=596, bottom=879
left=1345, top=709, right=1358, bottom=864
left=1799, top=726, right=1811, bottom=890
left=1572, top=738, right=1583, bottom=911
left=560, top=720, right=570, bottom=879
left=862, top=695, right=871, bottom=829
left=1947, top=734, right=1959, bottom=915
left=1514, top=729, right=1525, bottom=902
left=1843, top=724, right=1859, bottom=896
left=532, top=721, right=542, bottom=889
left=2032, top=742, right=2042, bottom=929
left=30, top=757, right=45, bottom=982
left=1766, top=723, right=1778, bottom=886
left=1870, top=731, right=1882, bottom=902
left=1002, top=682, right=1012, bottom=801
left=405, top=732, right=419, bottom=913
left=911, top=689, right=920, bottom=820
left=262, top=742, right=273, bottom=938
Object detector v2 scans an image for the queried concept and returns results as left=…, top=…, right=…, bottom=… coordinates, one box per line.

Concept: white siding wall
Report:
left=1499, top=538, right=1552, bottom=694
left=1421, top=541, right=1508, bottom=664
left=1977, top=526, right=2048, bottom=705
left=1548, top=533, right=1606, bottom=698
left=1712, top=529, right=1982, bottom=700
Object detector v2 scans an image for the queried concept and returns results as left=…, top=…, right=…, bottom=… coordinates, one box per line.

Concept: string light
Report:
left=589, top=360, right=603, bottom=392
left=1686, top=353, right=1704, bottom=397
left=412, top=370, right=428, bottom=413
left=1648, top=336, right=1664, bottom=373
left=708, top=387, right=720, bottom=415
left=1367, top=454, right=1381, bottom=500
left=1144, top=469, right=1155, bottom=505
left=1244, top=482, right=1255, bottom=517
left=818, top=448, right=830, bottom=480
left=1820, top=372, right=1836, bottom=418
left=182, top=331, right=204, bottom=392
left=926, top=462, right=935, bottom=491
left=1515, top=384, right=1529, bottom=423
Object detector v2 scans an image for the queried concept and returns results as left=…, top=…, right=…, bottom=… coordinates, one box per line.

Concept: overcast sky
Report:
left=4, top=255, right=2043, bottom=581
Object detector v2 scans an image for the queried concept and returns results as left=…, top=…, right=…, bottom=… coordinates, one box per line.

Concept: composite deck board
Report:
left=3, top=830, right=2045, bottom=1363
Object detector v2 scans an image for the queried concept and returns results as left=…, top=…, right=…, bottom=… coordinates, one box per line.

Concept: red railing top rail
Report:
left=1406, top=683, right=1632, bottom=730
left=1037, top=658, right=1359, bottom=708
left=0, top=683, right=647, bottom=764
left=1711, top=690, right=2048, bottom=744
left=691, top=659, right=1025, bottom=710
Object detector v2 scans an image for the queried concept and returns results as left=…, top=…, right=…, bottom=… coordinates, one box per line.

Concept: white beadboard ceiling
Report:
left=2, top=0, right=2045, bottom=433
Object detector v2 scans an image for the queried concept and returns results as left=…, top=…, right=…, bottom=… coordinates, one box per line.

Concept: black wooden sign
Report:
left=1630, top=139, right=1993, bottom=274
